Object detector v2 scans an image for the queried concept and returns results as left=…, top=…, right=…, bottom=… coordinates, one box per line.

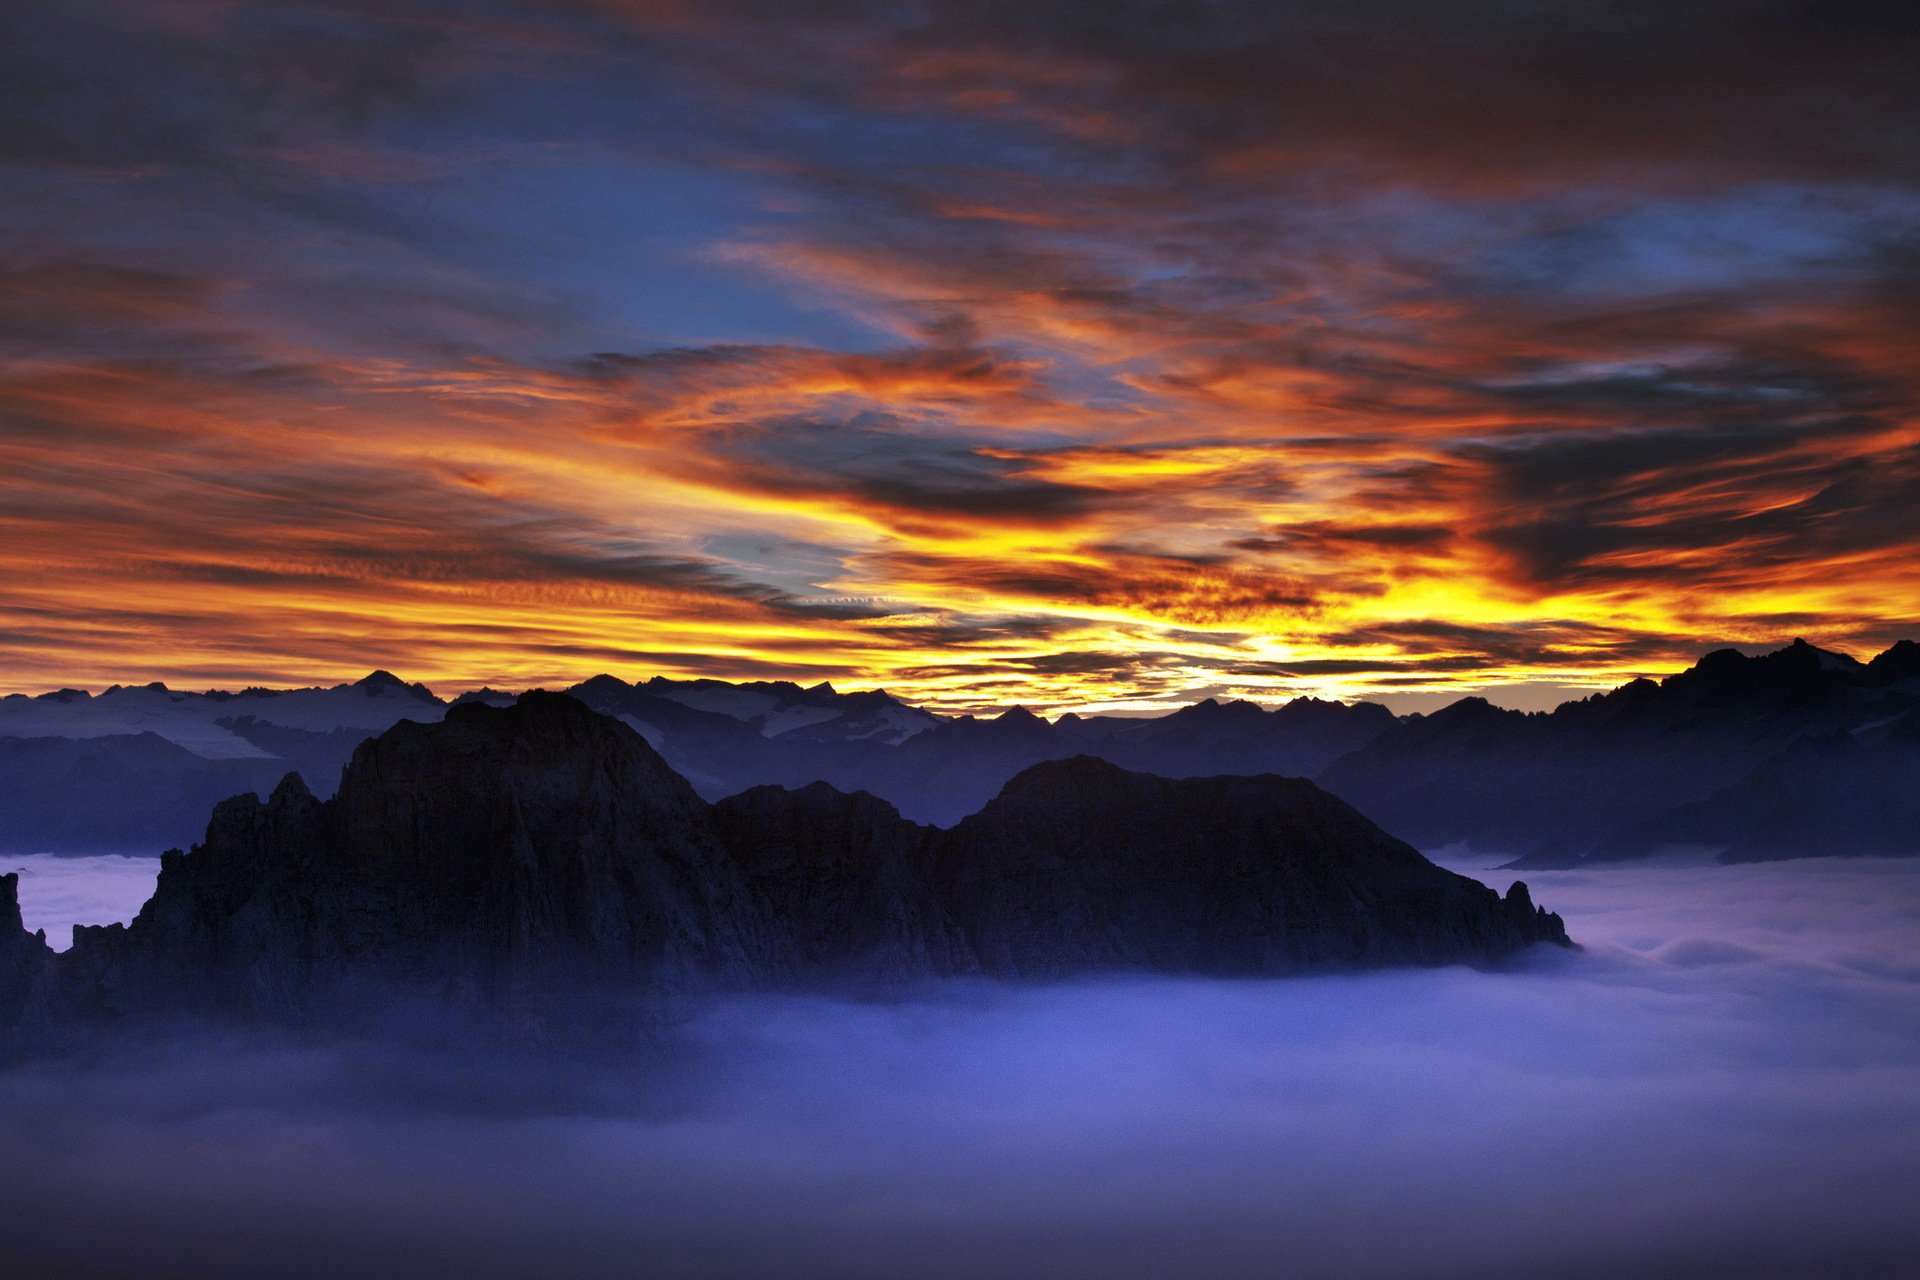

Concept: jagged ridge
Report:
left=1, top=695, right=1567, bottom=1030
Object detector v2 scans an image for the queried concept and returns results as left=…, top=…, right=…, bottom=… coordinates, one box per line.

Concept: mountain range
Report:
left=0, top=693, right=1567, bottom=1033
left=3, top=639, right=1916, bottom=865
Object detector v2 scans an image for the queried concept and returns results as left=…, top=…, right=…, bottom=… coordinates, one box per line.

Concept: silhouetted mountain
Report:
left=782, top=695, right=1402, bottom=827
left=3, top=695, right=1566, bottom=1032
left=710, top=783, right=968, bottom=979
left=0, top=673, right=451, bottom=851
left=934, top=756, right=1562, bottom=975
left=1604, top=711, right=1920, bottom=863
left=0, top=733, right=289, bottom=852
left=0, top=875, right=55, bottom=1029
left=1319, top=639, right=1920, bottom=866
left=8, top=638, right=1916, bottom=865
left=50, top=695, right=775, bottom=1025
left=0, top=670, right=951, bottom=851
left=636, top=676, right=942, bottom=744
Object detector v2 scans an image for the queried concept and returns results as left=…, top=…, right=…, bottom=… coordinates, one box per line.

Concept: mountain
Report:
left=1318, top=639, right=1920, bottom=866
left=1602, top=711, right=1920, bottom=863
left=0, top=732, right=284, bottom=851
left=0, top=671, right=1401, bottom=850
left=930, top=755, right=1561, bottom=975
left=783, top=696, right=1400, bottom=827
left=0, top=673, right=451, bottom=852
left=0, top=671, right=948, bottom=853
left=0, top=873, right=55, bottom=1027
left=1, top=694, right=1566, bottom=1032
left=8, top=637, right=1916, bottom=866
left=634, top=676, right=941, bottom=744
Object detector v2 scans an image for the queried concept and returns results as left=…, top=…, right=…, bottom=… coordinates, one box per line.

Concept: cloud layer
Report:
left=5, top=2, right=1919, bottom=710
left=2, top=852, right=1917, bottom=1278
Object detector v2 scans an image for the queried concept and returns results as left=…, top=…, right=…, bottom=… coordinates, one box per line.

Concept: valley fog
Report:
left=2, top=852, right=1917, bottom=1280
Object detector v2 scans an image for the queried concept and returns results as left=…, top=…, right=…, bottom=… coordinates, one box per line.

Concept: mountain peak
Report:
left=1781, top=637, right=1860, bottom=671
left=1166, top=697, right=1269, bottom=725
left=1669, top=638, right=1861, bottom=693
left=1432, top=695, right=1503, bottom=719
left=992, top=753, right=1140, bottom=800
left=352, top=669, right=437, bottom=701
left=270, top=772, right=315, bottom=805
left=443, top=688, right=606, bottom=732
left=99, top=681, right=170, bottom=697
left=1866, top=639, right=1920, bottom=683
left=994, top=705, right=1046, bottom=726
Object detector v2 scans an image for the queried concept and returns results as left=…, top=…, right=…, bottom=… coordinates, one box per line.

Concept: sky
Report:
left=3, top=849, right=1918, bottom=1278
left=4, top=1, right=1919, bottom=714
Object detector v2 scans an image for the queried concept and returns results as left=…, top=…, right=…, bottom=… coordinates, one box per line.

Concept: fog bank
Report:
left=5, top=852, right=157, bottom=949
left=1, top=855, right=1917, bottom=1279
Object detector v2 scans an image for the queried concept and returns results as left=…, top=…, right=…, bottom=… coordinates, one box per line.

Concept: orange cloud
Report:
left=3, top=1, right=1918, bottom=713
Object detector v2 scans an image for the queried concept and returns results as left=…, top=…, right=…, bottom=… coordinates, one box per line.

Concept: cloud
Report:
left=3, top=1, right=1920, bottom=709
left=7, top=854, right=158, bottom=947
left=1, top=854, right=1917, bottom=1278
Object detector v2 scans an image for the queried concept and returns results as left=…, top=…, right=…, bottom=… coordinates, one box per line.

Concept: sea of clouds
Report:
left=2, top=849, right=1917, bottom=1279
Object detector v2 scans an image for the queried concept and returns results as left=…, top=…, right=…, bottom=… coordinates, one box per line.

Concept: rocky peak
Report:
left=1162, top=697, right=1271, bottom=730
left=571, top=673, right=633, bottom=699
left=986, top=753, right=1131, bottom=801
left=353, top=670, right=438, bottom=701
left=1867, top=640, right=1920, bottom=684
left=1, top=872, right=29, bottom=938
left=0, top=872, right=54, bottom=1029
left=10, top=698, right=1571, bottom=1032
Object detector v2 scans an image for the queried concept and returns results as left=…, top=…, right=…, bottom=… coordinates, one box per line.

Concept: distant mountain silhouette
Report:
left=1319, top=639, right=1920, bottom=866
left=4, top=638, right=1916, bottom=864
left=0, top=671, right=1401, bottom=849
left=0, top=695, right=1566, bottom=1032
left=560, top=685, right=1399, bottom=828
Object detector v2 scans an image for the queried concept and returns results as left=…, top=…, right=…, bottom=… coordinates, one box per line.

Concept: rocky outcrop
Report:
left=713, top=758, right=1566, bottom=985
left=11, top=695, right=1568, bottom=1031
left=58, top=694, right=776, bottom=1022
left=935, top=756, right=1564, bottom=975
left=711, top=783, right=970, bottom=982
left=0, top=875, right=56, bottom=1029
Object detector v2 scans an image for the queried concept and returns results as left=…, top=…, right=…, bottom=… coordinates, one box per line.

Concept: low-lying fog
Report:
left=3, top=850, right=1917, bottom=1279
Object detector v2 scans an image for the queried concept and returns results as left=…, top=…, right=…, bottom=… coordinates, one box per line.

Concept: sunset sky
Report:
left=4, top=1, right=1918, bottom=713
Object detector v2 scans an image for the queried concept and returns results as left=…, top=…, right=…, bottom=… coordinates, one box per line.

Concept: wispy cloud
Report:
left=3, top=2, right=1918, bottom=708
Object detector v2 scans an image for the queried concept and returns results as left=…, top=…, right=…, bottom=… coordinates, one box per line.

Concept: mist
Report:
left=6, top=852, right=158, bottom=949
left=2, top=854, right=1917, bottom=1279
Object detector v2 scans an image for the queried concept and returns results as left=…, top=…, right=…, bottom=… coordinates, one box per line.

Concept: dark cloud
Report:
left=691, top=418, right=1108, bottom=527
left=1233, top=522, right=1455, bottom=554
left=1459, top=425, right=1920, bottom=592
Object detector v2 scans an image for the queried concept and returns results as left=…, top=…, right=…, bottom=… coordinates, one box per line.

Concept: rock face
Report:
left=934, top=757, right=1560, bottom=975
left=57, top=695, right=775, bottom=1022
left=0, top=875, right=56, bottom=1029
left=7, top=694, right=1567, bottom=1030
left=711, top=783, right=970, bottom=981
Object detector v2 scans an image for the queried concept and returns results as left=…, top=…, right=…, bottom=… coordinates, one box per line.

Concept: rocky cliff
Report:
left=0, top=875, right=56, bottom=1030
left=3, top=694, right=1567, bottom=1031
